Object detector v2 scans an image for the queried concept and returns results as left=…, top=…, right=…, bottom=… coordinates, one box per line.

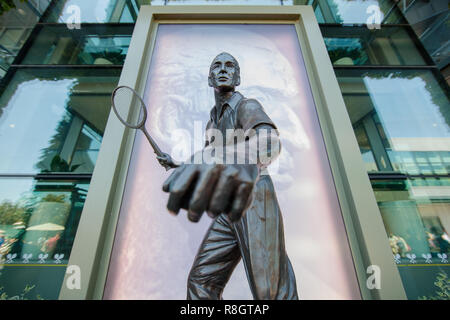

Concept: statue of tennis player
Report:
left=158, top=52, right=298, bottom=300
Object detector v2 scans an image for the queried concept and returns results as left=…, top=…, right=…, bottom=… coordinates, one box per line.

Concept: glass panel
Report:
left=321, top=26, right=427, bottom=66
left=0, top=68, right=120, bottom=174
left=0, top=0, right=51, bottom=78
left=150, top=0, right=292, bottom=4
left=0, top=177, right=89, bottom=300
left=44, top=0, right=140, bottom=23
left=104, top=24, right=360, bottom=300
left=337, top=69, right=450, bottom=175
left=71, top=124, right=103, bottom=173
left=20, top=25, right=133, bottom=65
left=309, top=0, right=405, bottom=24
left=354, top=124, right=378, bottom=172
left=420, top=11, right=450, bottom=68
left=372, top=178, right=450, bottom=300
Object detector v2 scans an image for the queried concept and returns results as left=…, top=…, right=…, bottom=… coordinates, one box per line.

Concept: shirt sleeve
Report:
left=236, top=98, right=277, bottom=134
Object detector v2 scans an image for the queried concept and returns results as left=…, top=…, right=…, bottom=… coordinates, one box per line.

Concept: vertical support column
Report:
left=60, top=116, right=84, bottom=165
left=362, top=115, right=394, bottom=172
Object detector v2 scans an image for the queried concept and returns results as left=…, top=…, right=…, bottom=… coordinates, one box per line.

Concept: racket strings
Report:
left=112, top=86, right=146, bottom=128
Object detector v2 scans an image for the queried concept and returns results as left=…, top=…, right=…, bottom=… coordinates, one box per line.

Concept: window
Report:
left=321, top=26, right=428, bottom=66
left=0, top=177, right=89, bottom=299
left=0, top=68, right=120, bottom=174
left=310, top=0, right=405, bottom=24
left=372, top=178, right=450, bottom=299
left=20, top=25, right=133, bottom=65
left=43, top=0, right=140, bottom=23
left=337, top=68, right=450, bottom=175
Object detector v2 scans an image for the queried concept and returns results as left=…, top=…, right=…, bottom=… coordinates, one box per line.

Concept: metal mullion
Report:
left=35, top=22, right=136, bottom=27
left=9, top=64, right=124, bottom=68
left=39, top=0, right=60, bottom=23
left=0, top=173, right=92, bottom=180
left=368, top=173, right=450, bottom=180
left=333, top=65, right=438, bottom=70
left=318, top=23, right=413, bottom=28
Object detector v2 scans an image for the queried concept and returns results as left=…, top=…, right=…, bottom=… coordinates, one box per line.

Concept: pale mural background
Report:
left=103, top=24, right=361, bottom=299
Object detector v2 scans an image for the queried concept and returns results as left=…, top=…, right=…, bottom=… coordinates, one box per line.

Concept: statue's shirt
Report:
left=205, top=91, right=276, bottom=147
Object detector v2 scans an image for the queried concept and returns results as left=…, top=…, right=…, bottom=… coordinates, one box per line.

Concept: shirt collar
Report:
left=210, top=91, right=244, bottom=124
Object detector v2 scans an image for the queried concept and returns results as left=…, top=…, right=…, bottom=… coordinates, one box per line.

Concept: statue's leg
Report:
left=187, top=213, right=241, bottom=300
left=233, top=176, right=299, bottom=300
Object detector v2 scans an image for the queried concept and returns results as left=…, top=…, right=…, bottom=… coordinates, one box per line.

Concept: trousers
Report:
left=187, top=175, right=298, bottom=300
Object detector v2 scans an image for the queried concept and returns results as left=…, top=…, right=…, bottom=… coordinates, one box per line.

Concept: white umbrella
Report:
left=26, top=223, right=65, bottom=231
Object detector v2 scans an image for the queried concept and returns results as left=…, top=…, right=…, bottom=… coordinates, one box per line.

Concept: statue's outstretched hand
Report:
left=162, top=163, right=258, bottom=222
left=156, top=153, right=179, bottom=170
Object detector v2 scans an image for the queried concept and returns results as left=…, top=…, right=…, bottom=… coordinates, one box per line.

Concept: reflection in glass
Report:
left=0, top=177, right=89, bottom=299
left=0, top=68, right=120, bottom=174
left=44, top=0, right=139, bottom=23
left=337, top=69, right=450, bottom=175
left=321, top=26, right=427, bottom=66
left=21, top=25, right=133, bottom=65
left=71, top=124, right=103, bottom=173
left=372, top=178, right=450, bottom=299
left=309, top=0, right=405, bottom=24
left=354, top=125, right=378, bottom=172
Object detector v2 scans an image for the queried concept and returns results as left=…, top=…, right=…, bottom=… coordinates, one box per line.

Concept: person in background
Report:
left=430, top=227, right=450, bottom=253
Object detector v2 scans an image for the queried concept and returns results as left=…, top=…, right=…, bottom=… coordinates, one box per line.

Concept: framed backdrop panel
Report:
left=103, top=23, right=360, bottom=299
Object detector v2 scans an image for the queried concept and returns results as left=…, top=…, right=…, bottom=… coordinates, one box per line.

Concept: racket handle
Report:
left=142, top=128, right=164, bottom=157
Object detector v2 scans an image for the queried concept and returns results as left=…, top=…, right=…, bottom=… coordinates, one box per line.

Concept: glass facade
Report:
left=0, top=0, right=127, bottom=300
left=0, top=0, right=448, bottom=300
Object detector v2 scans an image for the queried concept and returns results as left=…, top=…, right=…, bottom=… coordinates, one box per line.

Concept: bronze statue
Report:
left=158, top=52, right=298, bottom=300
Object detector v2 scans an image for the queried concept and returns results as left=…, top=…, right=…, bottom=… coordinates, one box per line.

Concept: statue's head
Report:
left=208, top=52, right=240, bottom=91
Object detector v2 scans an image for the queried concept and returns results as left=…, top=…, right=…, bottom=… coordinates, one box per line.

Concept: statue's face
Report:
left=208, top=52, right=240, bottom=91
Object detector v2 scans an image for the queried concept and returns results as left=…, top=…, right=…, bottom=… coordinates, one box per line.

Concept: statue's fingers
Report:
left=229, top=182, right=253, bottom=222
left=187, top=164, right=223, bottom=222
left=166, top=166, right=198, bottom=215
left=207, top=166, right=239, bottom=218
left=162, top=168, right=182, bottom=192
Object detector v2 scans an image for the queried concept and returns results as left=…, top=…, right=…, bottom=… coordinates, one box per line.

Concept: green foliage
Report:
left=41, top=194, right=66, bottom=203
left=0, top=284, right=44, bottom=300
left=419, top=272, right=450, bottom=300
left=42, top=155, right=82, bottom=173
left=0, top=200, right=29, bottom=225
left=90, top=49, right=127, bottom=65
left=0, top=0, right=26, bottom=16
left=328, top=48, right=366, bottom=65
